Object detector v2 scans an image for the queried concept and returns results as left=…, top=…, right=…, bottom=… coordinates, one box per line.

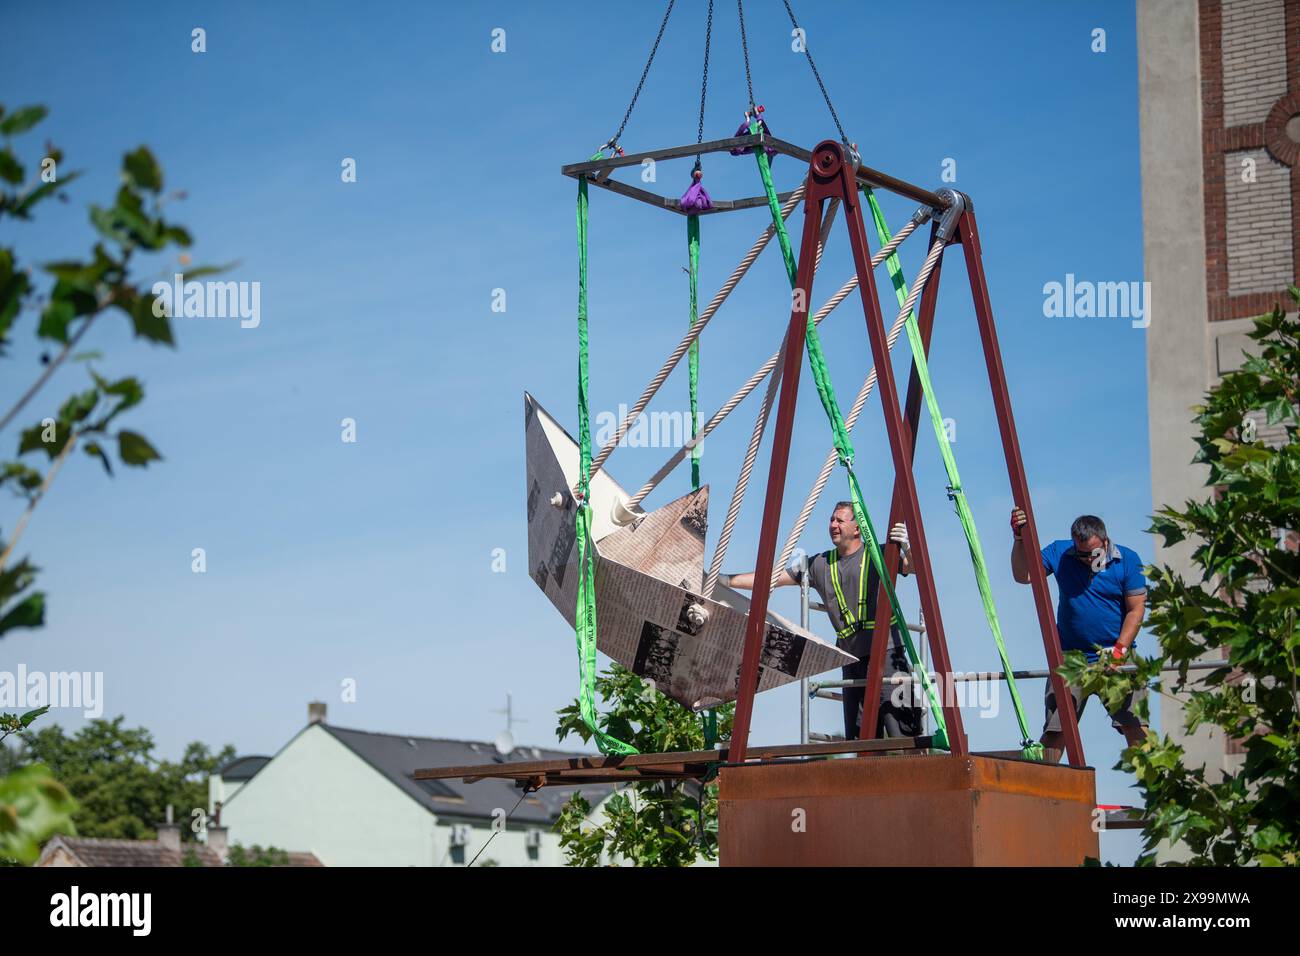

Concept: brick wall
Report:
left=1222, top=0, right=1288, bottom=126
left=1200, top=0, right=1300, bottom=321
left=1224, top=148, right=1293, bottom=294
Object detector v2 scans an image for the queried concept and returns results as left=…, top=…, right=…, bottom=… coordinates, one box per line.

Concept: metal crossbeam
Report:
left=414, top=737, right=934, bottom=787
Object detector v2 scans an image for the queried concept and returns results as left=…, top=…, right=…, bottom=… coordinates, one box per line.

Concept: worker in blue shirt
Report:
left=1010, top=510, right=1149, bottom=757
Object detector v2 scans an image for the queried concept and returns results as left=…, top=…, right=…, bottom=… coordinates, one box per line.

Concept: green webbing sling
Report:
left=687, top=211, right=719, bottom=749
left=687, top=214, right=703, bottom=490
left=827, top=547, right=870, bottom=639
left=576, top=171, right=637, bottom=756
left=751, top=128, right=949, bottom=749
left=863, top=187, right=1041, bottom=760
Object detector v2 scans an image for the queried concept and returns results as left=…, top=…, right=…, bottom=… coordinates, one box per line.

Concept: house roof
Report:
left=36, top=835, right=322, bottom=868
left=218, top=755, right=271, bottom=782
left=317, top=724, right=620, bottom=825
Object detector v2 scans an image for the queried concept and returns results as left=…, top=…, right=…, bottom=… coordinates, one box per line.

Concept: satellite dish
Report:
left=494, top=730, right=515, bottom=756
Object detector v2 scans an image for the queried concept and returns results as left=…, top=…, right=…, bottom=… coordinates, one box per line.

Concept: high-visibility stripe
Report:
left=827, top=547, right=870, bottom=638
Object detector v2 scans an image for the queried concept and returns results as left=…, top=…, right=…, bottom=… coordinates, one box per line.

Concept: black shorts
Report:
left=1043, top=681, right=1148, bottom=735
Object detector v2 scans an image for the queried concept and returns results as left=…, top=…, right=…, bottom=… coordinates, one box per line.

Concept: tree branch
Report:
left=0, top=431, right=78, bottom=573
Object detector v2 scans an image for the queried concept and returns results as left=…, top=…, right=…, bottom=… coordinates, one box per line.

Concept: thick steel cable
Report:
left=702, top=200, right=839, bottom=599
left=737, top=0, right=756, bottom=111
left=695, top=0, right=713, bottom=163
left=577, top=185, right=806, bottom=495
left=773, top=234, right=948, bottom=579
left=607, top=0, right=677, bottom=149
left=627, top=216, right=920, bottom=509
left=781, top=0, right=847, bottom=145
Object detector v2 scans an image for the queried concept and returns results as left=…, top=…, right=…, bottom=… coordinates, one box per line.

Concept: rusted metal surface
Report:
left=414, top=737, right=934, bottom=787
left=957, top=209, right=1085, bottom=768
left=815, top=141, right=965, bottom=755
left=719, top=754, right=1098, bottom=866
left=727, top=155, right=831, bottom=764
left=765, top=138, right=947, bottom=208
left=860, top=220, right=944, bottom=743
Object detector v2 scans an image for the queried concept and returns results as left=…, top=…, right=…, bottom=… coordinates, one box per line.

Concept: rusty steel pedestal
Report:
left=719, top=755, right=1098, bottom=867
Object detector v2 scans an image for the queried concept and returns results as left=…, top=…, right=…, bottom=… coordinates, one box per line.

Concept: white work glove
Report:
left=888, top=522, right=910, bottom=552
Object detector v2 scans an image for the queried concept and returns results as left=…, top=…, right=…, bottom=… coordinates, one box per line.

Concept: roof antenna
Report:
left=493, top=693, right=527, bottom=756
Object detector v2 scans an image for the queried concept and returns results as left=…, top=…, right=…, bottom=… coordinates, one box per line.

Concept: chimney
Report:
left=308, top=700, right=327, bottom=725
left=206, top=824, right=229, bottom=863
left=156, top=804, right=181, bottom=852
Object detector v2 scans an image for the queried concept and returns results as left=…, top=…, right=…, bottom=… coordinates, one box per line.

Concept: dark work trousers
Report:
left=840, top=633, right=922, bottom=740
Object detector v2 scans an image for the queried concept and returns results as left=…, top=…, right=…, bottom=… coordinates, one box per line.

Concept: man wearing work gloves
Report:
left=721, top=502, right=922, bottom=740
left=1010, top=509, right=1149, bottom=757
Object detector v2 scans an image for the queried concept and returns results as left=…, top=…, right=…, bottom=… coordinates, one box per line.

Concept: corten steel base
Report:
left=718, top=754, right=1098, bottom=867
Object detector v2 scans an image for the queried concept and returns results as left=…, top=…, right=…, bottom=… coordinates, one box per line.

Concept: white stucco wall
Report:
left=215, top=725, right=578, bottom=866
left=219, top=725, right=437, bottom=866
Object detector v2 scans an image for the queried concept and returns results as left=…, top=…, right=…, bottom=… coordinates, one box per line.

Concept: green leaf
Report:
left=57, top=387, right=98, bottom=424
left=1264, top=397, right=1294, bottom=426
left=117, top=430, right=162, bottom=466
left=0, top=247, right=31, bottom=350
left=129, top=291, right=174, bottom=345
left=12, top=170, right=82, bottom=219
left=0, top=763, right=77, bottom=865
left=19, top=705, right=49, bottom=727
left=123, top=146, right=162, bottom=192
left=83, top=441, right=113, bottom=476
left=181, top=262, right=236, bottom=280
left=0, top=147, right=22, bottom=185
left=37, top=299, right=74, bottom=342
left=0, top=591, right=45, bottom=636
left=0, top=105, right=48, bottom=136
left=19, top=420, right=68, bottom=458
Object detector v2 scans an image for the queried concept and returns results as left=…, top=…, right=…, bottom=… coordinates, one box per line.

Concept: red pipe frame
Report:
left=727, top=142, right=1086, bottom=768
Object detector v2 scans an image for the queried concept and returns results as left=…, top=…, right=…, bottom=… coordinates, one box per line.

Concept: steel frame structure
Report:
left=722, top=138, right=1084, bottom=767
left=420, top=134, right=1087, bottom=790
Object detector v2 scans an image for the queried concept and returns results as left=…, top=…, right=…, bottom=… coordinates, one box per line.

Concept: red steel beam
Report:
left=727, top=162, right=831, bottom=765
left=822, top=142, right=967, bottom=756
left=957, top=207, right=1085, bottom=768
left=859, top=223, right=945, bottom=743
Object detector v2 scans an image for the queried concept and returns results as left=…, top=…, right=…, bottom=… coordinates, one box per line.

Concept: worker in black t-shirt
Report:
left=722, top=501, right=922, bottom=739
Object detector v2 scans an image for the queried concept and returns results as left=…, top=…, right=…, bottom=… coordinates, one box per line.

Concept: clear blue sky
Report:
left=3, top=1, right=1150, bottom=861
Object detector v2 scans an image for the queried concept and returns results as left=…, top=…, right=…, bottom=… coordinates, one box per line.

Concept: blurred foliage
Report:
left=1075, top=289, right=1300, bottom=866
left=226, top=843, right=291, bottom=867
left=0, top=100, right=208, bottom=643
left=1, top=102, right=217, bottom=863
left=5, top=716, right=235, bottom=843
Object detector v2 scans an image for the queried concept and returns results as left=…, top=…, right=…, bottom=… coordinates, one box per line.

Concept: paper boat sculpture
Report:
left=524, top=392, right=856, bottom=710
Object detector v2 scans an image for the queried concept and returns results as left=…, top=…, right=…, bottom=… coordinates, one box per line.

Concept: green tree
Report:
left=1069, top=290, right=1300, bottom=866
left=554, top=664, right=733, bottom=866
left=0, top=102, right=213, bottom=861
left=226, top=843, right=291, bottom=867
left=7, top=716, right=235, bottom=842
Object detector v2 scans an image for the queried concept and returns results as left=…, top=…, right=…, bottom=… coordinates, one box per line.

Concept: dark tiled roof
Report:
left=318, top=724, right=620, bottom=825
left=38, top=836, right=323, bottom=867
left=218, top=755, right=271, bottom=782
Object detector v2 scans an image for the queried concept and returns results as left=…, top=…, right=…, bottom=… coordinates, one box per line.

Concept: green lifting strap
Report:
left=750, top=127, right=949, bottom=749
left=687, top=215, right=703, bottom=490
left=575, top=170, right=638, bottom=756
left=863, top=188, right=1042, bottom=760
left=687, top=212, right=718, bottom=749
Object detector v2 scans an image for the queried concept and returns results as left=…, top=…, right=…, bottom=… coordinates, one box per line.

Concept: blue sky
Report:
left=3, top=1, right=1151, bottom=861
